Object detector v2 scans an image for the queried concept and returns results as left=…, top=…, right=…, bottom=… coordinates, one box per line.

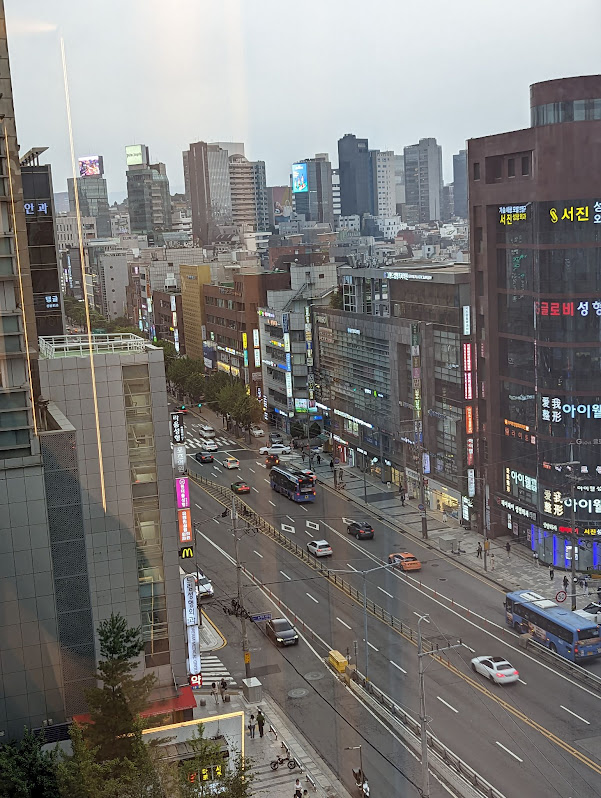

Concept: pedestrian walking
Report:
left=210, top=682, right=219, bottom=707
left=294, top=779, right=302, bottom=794
left=477, top=542, right=483, bottom=559
left=329, top=459, right=334, bottom=471
left=399, top=490, right=405, bottom=507
left=505, top=541, right=511, bottom=559
left=248, top=714, right=256, bottom=739
left=256, top=708, right=265, bottom=738
left=533, top=551, right=539, bottom=566
left=317, top=454, right=321, bottom=466
left=563, top=574, right=569, bottom=591
left=301, top=451, right=306, bottom=462
left=491, top=553, right=495, bottom=571
left=219, top=677, right=228, bottom=702
left=549, top=565, right=555, bottom=581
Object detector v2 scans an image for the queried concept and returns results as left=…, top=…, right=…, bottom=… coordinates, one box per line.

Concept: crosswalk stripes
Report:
left=201, top=653, right=235, bottom=685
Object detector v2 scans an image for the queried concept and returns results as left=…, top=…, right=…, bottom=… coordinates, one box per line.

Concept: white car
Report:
left=259, top=443, right=292, bottom=455
left=250, top=425, right=265, bottom=437
left=201, top=440, right=219, bottom=452
left=179, top=567, right=214, bottom=598
left=307, top=539, right=333, bottom=557
left=575, top=602, right=601, bottom=623
left=222, top=456, right=240, bottom=469
left=470, top=655, right=519, bottom=684
left=199, top=424, right=216, bottom=439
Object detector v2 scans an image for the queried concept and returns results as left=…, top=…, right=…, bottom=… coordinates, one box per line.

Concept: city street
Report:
left=177, top=410, right=601, bottom=798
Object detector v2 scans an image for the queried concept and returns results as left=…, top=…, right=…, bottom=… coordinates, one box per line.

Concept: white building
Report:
left=371, top=150, right=396, bottom=217
left=55, top=213, right=97, bottom=250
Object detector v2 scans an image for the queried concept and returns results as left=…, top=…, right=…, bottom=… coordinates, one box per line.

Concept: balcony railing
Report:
left=39, top=333, right=150, bottom=359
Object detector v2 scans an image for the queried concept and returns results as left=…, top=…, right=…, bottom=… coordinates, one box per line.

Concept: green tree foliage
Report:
left=167, top=357, right=204, bottom=398
left=329, top=288, right=343, bottom=309
left=0, top=727, right=60, bottom=798
left=185, top=373, right=205, bottom=403
left=155, top=339, right=177, bottom=361
left=175, top=728, right=253, bottom=798
left=57, top=723, right=124, bottom=798
left=83, top=614, right=156, bottom=763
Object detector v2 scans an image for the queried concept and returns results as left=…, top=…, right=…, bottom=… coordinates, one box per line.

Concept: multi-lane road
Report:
left=178, top=412, right=601, bottom=798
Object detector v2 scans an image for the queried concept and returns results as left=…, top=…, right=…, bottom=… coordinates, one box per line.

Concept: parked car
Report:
left=269, top=432, right=284, bottom=445
left=265, top=454, right=280, bottom=468
left=195, top=452, right=214, bottom=464
left=470, top=655, right=519, bottom=684
left=199, top=424, right=216, bottom=439
left=266, top=617, right=299, bottom=646
left=575, top=602, right=601, bottom=623
left=179, top=567, right=214, bottom=598
left=222, top=456, right=240, bottom=469
left=347, top=520, right=375, bottom=539
left=250, top=425, right=265, bottom=437
left=201, top=440, right=219, bottom=452
left=259, top=443, right=291, bottom=455
left=388, top=552, right=421, bottom=571
left=307, top=539, right=333, bottom=557
left=231, top=480, right=250, bottom=494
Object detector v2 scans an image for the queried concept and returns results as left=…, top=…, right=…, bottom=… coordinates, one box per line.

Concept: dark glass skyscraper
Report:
left=469, top=75, right=601, bottom=569
left=337, top=134, right=372, bottom=217
left=453, top=149, right=468, bottom=219
left=67, top=158, right=111, bottom=238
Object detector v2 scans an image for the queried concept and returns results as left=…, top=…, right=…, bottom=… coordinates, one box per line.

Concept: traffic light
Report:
left=197, top=403, right=202, bottom=408
left=181, top=405, right=186, bottom=411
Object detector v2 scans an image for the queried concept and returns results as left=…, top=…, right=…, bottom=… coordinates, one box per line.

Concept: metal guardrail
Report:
left=349, top=672, right=505, bottom=798
left=192, top=473, right=601, bottom=699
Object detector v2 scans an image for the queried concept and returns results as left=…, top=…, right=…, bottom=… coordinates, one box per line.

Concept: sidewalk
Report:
left=192, top=685, right=352, bottom=798
left=310, top=458, right=567, bottom=598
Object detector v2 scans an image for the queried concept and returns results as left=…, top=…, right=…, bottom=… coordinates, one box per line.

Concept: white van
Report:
left=199, top=423, right=216, bottom=439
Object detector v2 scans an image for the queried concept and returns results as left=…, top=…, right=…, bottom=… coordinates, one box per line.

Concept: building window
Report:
left=507, top=158, right=515, bottom=178
left=473, top=162, right=480, bottom=181
left=521, top=155, right=530, bottom=176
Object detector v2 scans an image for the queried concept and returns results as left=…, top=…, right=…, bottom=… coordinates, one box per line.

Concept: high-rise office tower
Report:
left=67, top=155, right=111, bottom=237
left=337, top=134, right=373, bottom=217
left=453, top=149, right=468, bottom=218
left=394, top=154, right=405, bottom=211
left=228, top=153, right=257, bottom=228
left=206, top=144, right=233, bottom=228
left=251, top=160, right=269, bottom=231
left=469, top=75, right=601, bottom=567
left=126, top=145, right=172, bottom=242
left=291, top=154, right=334, bottom=226
left=403, top=137, right=443, bottom=223
left=187, top=141, right=211, bottom=244
left=182, top=149, right=190, bottom=204
left=370, top=150, right=396, bottom=217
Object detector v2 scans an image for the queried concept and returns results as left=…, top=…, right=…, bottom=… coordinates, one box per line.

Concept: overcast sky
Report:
left=5, top=0, right=601, bottom=201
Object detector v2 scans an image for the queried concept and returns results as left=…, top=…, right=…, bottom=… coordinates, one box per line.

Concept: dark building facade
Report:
left=337, top=134, right=373, bottom=218
left=67, top=172, right=111, bottom=237
left=152, top=289, right=185, bottom=354
left=292, top=155, right=334, bottom=226
left=469, top=75, right=601, bottom=568
left=453, top=149, right=468, bottom=219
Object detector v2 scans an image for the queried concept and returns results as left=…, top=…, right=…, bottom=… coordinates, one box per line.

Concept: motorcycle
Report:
left=353, top=768, right=370, bottom=796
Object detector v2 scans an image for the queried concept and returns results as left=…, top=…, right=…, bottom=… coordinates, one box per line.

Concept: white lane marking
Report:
left=253, top=550, right=264, bottom=559
left=367, top=642, right=379, bottom=651
left=390, top=660, right=407, bottom=674
left=252, top=487, right=259, bottom=493
left=518, top=679, right=527, bottom=685
left=306, top=593, right=319, bottom=604
left=263, top=478, right=270, bottom=484
left=413, top=612, right=430, bottom=623
left=249, top=468, right=255, bottom=473
left=281, top=523, right=295, bottom=534
left=560, top=705, right=590, bottom=724
left=322, top=522, right=338, bottom=534
left=378, top=586, right=394, bottom=599
left=280, top=571, right=291, bottom=581
left=346, top=563, right=358, bottom=572
left=305, top=530, right=313, bottom=536
left=336, top=617, right=352, bottom=630
left=462, top=643, right=476, bottom=653
left=300, top=505, right=307, bottom=511
left=269, top=500, right=276, bottom=507
left=495, top=741, right=523, bottom=762
left=213, top=519, right=220, bottom=525
left=256, top=461, right=263, bottom=467
left=306, top=520, right=320, bottom=530
left=286, top=515, right=295, bottom=522
left=195, top=503, right=203, bottom=510
left=437, top=696, right=459, bottom=714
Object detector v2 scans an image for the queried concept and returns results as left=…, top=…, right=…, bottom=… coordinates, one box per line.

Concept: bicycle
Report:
left=270, top=752, right=297, bottom=770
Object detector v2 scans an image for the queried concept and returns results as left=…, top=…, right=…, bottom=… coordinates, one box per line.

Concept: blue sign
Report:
left=292, top=163, right=308, bottom=193
left=251, top=612, right=272, bottom=623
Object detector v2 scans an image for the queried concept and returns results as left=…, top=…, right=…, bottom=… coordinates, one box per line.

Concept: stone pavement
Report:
left=192, top=681, right=352, bottom=798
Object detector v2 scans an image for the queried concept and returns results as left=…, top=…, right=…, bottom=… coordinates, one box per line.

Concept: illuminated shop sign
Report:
left=462, top=305, right=471, bottom=336
left=463, top=342, right=473, bottom=400
left=183, top=575, right=199, bottom=627
left=254, top=349, right=261, bottom=367
left=504, top=418, right=536, bottom=445
left=465, top=406, right=473, bottom=435
left=549, top=202, right=601, bottom=225
left=542, top=489, right=564, bottom=518
left=498, top=205, right=528, bottom=225
left=467, top=469, right=476, bottom=497
left=466, top=438, right=474, bottom=466
left=170, top=412, right=185, bottom=444
left=497, top=496, right=537, bottom=521
left=333, top=408, right=373, bottom=429
left=505, top=468, right=537, bottom=494
left=178, top=508, right=193, bottom=543
left=347, top=328, right=361, bottom=335
left=541, top=396, right=601, bottom=422
left=535, top=300, right=601, bottom=317
left=175, top=477, right=190, bottom=510
left=383, top=272, right=433, bottom=281
left=464, top=373, right=473, bottom=401
left=258, top=309, right=276, bottom=318
left=253, top=329, right=260, bottom=347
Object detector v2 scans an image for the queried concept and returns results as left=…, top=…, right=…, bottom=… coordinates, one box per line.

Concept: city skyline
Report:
left=6, top=0, right=601, bottom=198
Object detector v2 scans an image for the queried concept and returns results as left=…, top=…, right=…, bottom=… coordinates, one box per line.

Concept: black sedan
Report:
left=266, top=617, right=299, bottom=646
left=347, top=520, right=375, bottom=539
left=195, top=452, right=214, bottom=464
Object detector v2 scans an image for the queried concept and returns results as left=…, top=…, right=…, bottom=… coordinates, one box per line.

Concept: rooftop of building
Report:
left=39, top=333, right=156, bottom=359
left=338, top=258, right=470, bottom=281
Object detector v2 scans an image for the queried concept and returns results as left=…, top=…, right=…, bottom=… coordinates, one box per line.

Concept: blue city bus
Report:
left=270, top=466, right=316, bottom=502
left=505, top=590, right=601, bottom=662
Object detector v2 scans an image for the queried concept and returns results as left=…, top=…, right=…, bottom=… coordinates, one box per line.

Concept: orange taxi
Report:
left=388, top=552, right=421, bottom=571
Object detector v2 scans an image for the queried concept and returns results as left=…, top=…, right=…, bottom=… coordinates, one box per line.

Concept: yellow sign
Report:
left=244, top=651, right=251, bottom=664
left=179, top=546, right=194, bottom=559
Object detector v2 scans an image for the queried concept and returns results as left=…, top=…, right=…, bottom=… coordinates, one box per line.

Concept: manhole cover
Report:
left=288, top=688, right=308, bottom=699
left=304, top=671, right=324, bottom=681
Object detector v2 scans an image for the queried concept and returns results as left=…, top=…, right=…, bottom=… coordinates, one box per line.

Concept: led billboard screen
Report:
left=78, top=156, right=102, bottom=177
left=292, top=162, right=308, bottom=193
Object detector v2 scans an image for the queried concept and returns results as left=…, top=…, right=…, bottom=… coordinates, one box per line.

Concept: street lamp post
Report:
left=232, top=495, right=252, bottom=679
left=331, top=562, right=396, bottom=683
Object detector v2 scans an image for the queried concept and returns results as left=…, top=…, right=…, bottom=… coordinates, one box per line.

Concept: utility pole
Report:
left=417, top=615, right=462, bottom=798
left=482, top=465, right=489, bottom=572
left=232, top=496, right=252, bottom=679
left=568, top=442, right=579, bottom=611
